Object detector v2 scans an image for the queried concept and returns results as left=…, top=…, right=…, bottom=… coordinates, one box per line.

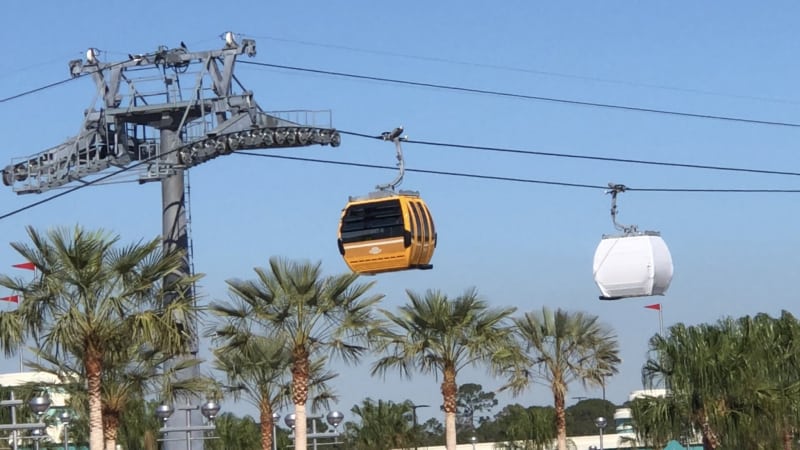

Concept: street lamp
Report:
left=285, top=411, right=344, bottom=450
left=155, top=400, right=220, bottom=450
left=201, top=400, right=221, bottom=422
left=326, top=411, right=344, bottom=447
left=409, top=403, right=430, bottom=450
left=326, top=411, right=344, bottom=430
left=470, top=435, right=477, bottom=450
left=29, top=395, right=51, bottom=450
left=59, top=410, right=71, bottom=450
left=594, top=416, right=608, bottom=450
left=0, top=393, right=51, bottom=450
left=30, top=427, right=45, bottom=450
left=155, top=404, right=175, bottom=426
left=409, top=403, right=429, bottom=429
left=284, top=413, right=296, bottom=430
left=28, top=395, right=51, bottom=420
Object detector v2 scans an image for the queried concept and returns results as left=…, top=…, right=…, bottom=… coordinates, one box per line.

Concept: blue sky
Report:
left=2, top=1, right=800, bottom=425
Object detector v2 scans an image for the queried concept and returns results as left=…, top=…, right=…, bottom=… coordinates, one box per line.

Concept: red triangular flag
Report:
left=0, top=295, right=19, bottom=303
left=12, top=262, right=35, bottom=271
left=644, top=303, right=661, bottom=311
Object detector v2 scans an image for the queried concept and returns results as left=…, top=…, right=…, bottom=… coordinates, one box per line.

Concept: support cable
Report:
left=234, top=152, right=800, bottom=193
left=241, top=61, right=800, bottom=128
left=3, top=128, right=800, bottom=224
left=340, top=130, right=800, bottom=178
left=0, top=77, right=79, bottom=104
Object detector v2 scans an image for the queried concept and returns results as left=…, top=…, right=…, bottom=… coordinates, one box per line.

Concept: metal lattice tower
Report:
left=3, top=32, right=341, bottom=450
left=3, top=34, right=339, bottom=191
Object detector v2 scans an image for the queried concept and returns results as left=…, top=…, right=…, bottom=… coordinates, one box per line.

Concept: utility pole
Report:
left=3, top=32, right=341, bottom=450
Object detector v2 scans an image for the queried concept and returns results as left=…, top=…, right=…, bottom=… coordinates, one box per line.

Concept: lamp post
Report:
left=272, top=412, right=280, bottom=450
left=470, top=435, right=477, bottom=450
left=326, top=411, right=344, bottom=447
left=594, top=416, right=607, bottom=450
left=409, top=403, right=429, bottom=450
left=29, top=394, right=51, bottom=450
left=59, top=410, right=71, bottom=450
left=156, top=400, right=220, bottom=450
left=30, top=427, right=45, bottom=450
left=0, top=393, right=51, bottom=450
left=285, top=411, right=344, bottom=450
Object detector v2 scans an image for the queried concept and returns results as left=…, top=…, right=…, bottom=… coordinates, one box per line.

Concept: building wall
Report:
left=412, top=436, right=702, bottom=450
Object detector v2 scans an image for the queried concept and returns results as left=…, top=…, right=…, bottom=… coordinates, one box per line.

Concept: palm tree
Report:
left=116, top=398, right=162, bottom=450
left=210, top=256, right=383, bottom=450
left=28, top=341, right=209, bottom=450
left=626, top=394, right=687, bottom=450
left=512, top=307, right=620, bottom=450
left=344, top=398, right=417, bottom=450
left=747, top=311, right=800, bottom=450
left=490, top=404, right=556, bottom=450
left=641, top=313, right=800, bottom=450
left=642, top=321, right=738, bottom=450
left=371, top=288, right=521, bottom=450
left=205, top=412, right=261, bottom=450
left=0, top=225, right=199, bottom=450
left=210, top=330, right=338, bottom=450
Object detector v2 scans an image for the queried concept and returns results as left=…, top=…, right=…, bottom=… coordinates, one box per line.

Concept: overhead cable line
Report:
left=0, top=53, right=153, bottom=105
left=340, top=130, right=800, bottom=177
left=249, top=34, right=800, bottom=106
left=2, top=141, right=799, bottom=223
left=235, top=152, right=800, bottom=193
left=241, top=60, right=800, bottom=128
left=0, top=77, right=79, bottom=104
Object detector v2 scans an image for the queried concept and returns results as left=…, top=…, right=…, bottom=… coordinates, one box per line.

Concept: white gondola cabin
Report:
left=593, top=232, right=673, bottom=300
left=593, top=183, right=674, bottom=300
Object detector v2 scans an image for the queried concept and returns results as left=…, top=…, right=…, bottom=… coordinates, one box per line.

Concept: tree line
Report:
left=0, top=226, right=798, bottom=450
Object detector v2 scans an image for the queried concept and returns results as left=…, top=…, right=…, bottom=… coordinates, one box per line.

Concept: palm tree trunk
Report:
left=292, top=351, right=310, bottom=450
left=441, top=366, right=458, bottom=450
left=103, top=411, right=120, bottom=450
left=701, top=417, right=720, bottom=450
left=783, top=426, right=793, bottom=450
left=554, top=386, right=567, bottom=450
left=144, top=431, right=157, bottom=450
left=295, top=404, right=307, bottom=450
left=260, top=399, right=274, bottom=450
left=86, top=349, right=104, bottom=450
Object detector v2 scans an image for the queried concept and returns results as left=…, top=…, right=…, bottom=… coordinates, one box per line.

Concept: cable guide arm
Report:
left=375, top=126, right=408, bottom=192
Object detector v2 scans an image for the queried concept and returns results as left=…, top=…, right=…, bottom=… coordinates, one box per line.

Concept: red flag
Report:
left=644, top=303, right=661, bottom=311
left=12, top=262, right=35, bottom=271
left=0, top=295, right=19, bottom=303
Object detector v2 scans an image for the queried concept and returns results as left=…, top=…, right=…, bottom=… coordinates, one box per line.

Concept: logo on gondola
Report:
left=369, top=246, right=382, bottom=255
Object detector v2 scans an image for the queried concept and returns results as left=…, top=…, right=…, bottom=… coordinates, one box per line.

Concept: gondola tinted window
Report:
left=340, top=199, right=404, bottom=243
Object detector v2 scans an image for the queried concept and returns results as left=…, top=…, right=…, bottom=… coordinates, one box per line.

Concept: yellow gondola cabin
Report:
left=337, top=192, right=436, bottom=275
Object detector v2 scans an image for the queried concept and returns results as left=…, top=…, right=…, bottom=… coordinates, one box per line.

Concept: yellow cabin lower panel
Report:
left=343, top=239, right=433, bottom=274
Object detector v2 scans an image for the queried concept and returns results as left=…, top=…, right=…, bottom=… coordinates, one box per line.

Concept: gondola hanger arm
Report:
left=376, top=126, right=408, bottom=192
left=607, top=182, right=638, bottom=234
